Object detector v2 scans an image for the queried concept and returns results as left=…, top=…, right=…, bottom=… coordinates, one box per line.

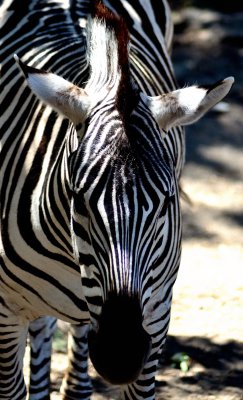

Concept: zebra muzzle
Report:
left=88, top=293, right=151, bottom=385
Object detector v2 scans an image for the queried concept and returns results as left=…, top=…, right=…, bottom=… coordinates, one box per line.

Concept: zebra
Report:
left=0, top=0, right=234, bottom=399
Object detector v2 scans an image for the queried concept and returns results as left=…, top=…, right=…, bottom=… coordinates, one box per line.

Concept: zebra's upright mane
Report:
left=86, top=1, right=135, bottom=119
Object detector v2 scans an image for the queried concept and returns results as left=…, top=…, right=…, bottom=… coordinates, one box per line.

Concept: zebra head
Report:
left=15, top=1, right=233, bottom=386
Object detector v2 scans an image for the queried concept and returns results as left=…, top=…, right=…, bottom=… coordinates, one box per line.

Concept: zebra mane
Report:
left=86, top=1, right=135, bottom=119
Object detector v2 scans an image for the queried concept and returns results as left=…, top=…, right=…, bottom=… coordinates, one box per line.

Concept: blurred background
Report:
left=163, top=1, right=243, bottom=399
left=24, top=1, right=243, bottom=398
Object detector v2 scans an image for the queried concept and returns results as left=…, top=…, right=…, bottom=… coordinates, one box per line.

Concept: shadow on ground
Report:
left=156, top=335, right=243, bottom=398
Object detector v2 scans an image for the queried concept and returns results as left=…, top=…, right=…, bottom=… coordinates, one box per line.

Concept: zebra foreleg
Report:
left=120, top=336, right=167, bottom=400
left=28, top=316, right=57, bottom=400
left=60, top=324, right=93, bottom=400
left=120, top=360, right=157, bottom=400
left=0, top=307, right=28, bottom=400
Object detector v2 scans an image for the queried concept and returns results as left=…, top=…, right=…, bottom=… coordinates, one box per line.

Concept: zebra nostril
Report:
left=88, top=293, right=151, bottom=385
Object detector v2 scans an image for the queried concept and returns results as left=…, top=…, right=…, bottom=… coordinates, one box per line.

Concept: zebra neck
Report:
left=29, top=126, right=75, bottom=254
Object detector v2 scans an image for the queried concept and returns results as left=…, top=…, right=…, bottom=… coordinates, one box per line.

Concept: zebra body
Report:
left=0, top=0, right=233, bottom=399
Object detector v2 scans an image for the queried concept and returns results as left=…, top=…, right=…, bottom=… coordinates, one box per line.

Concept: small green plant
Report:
left=52, top=328, right=67, bottom=353
left=171, top=352, right=191, bottom=372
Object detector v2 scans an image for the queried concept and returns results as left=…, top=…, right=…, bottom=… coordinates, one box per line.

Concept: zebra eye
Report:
left=160, top=194, right=174, bottom=217
left=73, top=192, right=88, bottom=218
left=68, top=150, right=78, bottom=190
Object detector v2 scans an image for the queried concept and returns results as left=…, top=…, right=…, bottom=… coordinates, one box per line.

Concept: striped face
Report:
left=70, top=95, right=177, bottom=326
left=69, top=95, right=179, bottom=385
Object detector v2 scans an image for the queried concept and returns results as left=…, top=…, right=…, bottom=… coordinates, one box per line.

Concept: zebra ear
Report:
left=148, top=77, right=234, bottom=132
left=14, top=55, right=90, bottom=124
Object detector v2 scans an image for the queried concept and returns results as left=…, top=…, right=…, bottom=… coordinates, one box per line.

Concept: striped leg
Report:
left=0, top=304, right=28, bottom=400
left=29, top=317, right=56, bottom=400
left=121, top=357, right=158, bottom=400
left=60, top=324, right=92, bottom=400
left=28, top=316, right=57, bottom=400
left=121, top=336, right=167, bottom=400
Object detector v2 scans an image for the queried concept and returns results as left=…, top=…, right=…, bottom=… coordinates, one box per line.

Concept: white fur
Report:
left=86, top=19, right=120, bottom=97
left=177, top=86, right=206, bottom=112
left=148, top=76, right=234, bottom=131
left=28, top=73, right=71, bottom=102
left=26, top=73, right=90, bottom=124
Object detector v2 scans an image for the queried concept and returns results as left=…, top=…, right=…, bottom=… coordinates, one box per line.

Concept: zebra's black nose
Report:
left=88, top=293, right=151, bottom=385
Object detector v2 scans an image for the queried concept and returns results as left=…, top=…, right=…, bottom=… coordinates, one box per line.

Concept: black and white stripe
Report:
left=0, top=0, right=234, bottom=399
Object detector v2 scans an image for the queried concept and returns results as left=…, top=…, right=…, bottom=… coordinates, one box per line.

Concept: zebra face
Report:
left=69, top=101, right=178, bottom=384
left=70, top=97, right=176, bottom=299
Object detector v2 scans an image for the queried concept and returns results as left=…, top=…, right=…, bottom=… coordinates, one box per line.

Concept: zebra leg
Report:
left=28, top=316, right=57, bottom=400
left=121, top=367, right=157, bottom=400
left=60, top=324, right=92, bottom=400
left=0, top=308, right=28, bottom=400
left=121, top=338, right=166, bottom=400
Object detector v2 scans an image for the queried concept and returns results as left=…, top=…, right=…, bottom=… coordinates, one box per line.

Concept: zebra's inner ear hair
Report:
left=148, top=76, right=234, bottom=132
left=14, top=55, right=91, bottom=124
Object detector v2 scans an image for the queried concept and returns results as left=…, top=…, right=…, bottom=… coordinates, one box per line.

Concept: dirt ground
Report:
left=24, top=5, right=243, bottom=400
